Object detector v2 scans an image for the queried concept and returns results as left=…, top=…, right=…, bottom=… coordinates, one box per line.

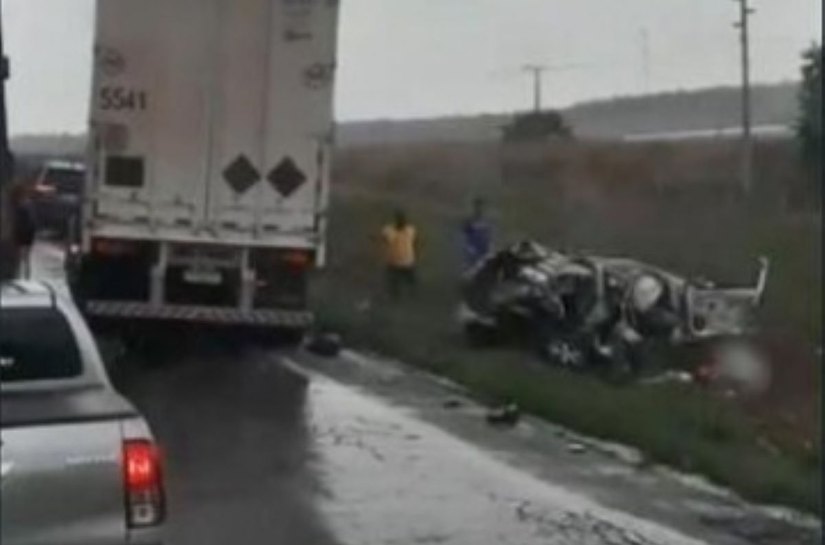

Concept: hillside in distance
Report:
left=11, top=133, right=86, bottom=157
left=338, top=82, right=799, bottom=146
left=566, top=82, right=798, bottom=138
left=11, top=82, right=800, bottom=154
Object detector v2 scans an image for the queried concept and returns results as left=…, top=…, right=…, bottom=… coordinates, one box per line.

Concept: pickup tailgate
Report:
left=1, top=389, right=138, bottom=545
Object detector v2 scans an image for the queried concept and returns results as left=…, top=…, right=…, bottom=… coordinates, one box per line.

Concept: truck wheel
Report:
left=306, top=332, right=342, bottom=357
left=66, top=271, right=86, bottom=312
left=243, top=326, right=306, bottom=348
left=278, top=327, right=307, bottom=347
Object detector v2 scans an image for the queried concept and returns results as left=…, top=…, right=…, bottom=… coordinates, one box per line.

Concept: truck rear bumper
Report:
left=85, top=300, right=312, bottom=327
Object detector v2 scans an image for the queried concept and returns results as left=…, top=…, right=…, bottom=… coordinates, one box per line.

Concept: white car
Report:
left=0, top=281, right=166, bottom=545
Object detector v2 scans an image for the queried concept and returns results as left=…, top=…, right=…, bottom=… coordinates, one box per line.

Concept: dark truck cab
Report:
left=30, top=161, right=85, bottom=239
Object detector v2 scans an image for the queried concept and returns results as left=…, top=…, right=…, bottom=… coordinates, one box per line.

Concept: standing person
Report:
left=381, top=209, right=417, bottom=300
left=461, top=197, right=493, bottom=272
left=12, top=185, right=37, bottom=279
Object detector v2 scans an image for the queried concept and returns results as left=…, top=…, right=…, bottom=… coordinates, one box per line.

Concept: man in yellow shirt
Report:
left=381, top=209, right=417, bottom=299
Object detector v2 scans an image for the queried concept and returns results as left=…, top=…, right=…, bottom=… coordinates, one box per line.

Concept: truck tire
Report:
left=245, top=326, right=306, bottom=348
left=306, top=332, right=341, bottom=357
left=277, top=327, right=307, bottom=348
left=65, top=256, right=86, bottom=312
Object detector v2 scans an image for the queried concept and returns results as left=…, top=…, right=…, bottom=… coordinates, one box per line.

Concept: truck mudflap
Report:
left=85, top=300, right=313, bottom=327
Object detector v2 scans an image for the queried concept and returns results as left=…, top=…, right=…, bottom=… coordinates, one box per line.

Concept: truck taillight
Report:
left=123, top=440, right=165, bottom=528
left=282, top=250, right=311, bottom=270
left=93, top=238, right=139, bottom=257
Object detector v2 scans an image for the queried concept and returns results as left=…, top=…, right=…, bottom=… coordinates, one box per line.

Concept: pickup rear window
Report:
left=0, top=308, right=82, bottom=382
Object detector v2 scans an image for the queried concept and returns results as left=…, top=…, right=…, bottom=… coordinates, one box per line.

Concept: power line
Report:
left=639, top=28, right=651, bottom=95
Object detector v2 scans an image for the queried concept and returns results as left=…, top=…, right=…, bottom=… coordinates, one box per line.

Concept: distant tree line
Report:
left=797, top=43, right=822, bottom=199
left=501, top=111, right=573, bottom=143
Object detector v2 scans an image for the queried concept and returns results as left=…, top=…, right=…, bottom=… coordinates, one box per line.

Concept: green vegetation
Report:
left=502, top=111, right=573, bottom=142
left=797, top=44, right=822, bottom=194
left=315, top=140, right=821, bottom=513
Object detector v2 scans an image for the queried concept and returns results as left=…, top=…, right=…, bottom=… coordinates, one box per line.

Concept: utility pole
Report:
left=734, top=0, right=755, bottom=195
left=639, top=28, right=651, bottom=95
left=522, top=64, right=548, bottom=113
left=521, top=63, right=584, bottom=113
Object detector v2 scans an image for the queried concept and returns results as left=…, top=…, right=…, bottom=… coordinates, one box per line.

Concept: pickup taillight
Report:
left=122, top=439, right=165, bottom=528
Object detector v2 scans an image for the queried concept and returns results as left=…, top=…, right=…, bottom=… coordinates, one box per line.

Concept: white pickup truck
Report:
left=68, top=0, right=339, bottom=330
left=0, top=281, right=165, bottom=545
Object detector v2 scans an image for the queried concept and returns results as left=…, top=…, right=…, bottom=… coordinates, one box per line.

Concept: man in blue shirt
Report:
left=461, top=197, right=493, bottom=272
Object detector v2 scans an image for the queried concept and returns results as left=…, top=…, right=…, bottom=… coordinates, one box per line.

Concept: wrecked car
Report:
left=458, top=241, right=769, bottom=381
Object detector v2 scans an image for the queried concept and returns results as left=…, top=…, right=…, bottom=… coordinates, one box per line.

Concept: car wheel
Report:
left=541, top=335, right=589, bottom=370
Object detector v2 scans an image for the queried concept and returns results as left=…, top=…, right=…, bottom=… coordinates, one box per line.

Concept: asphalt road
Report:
left=106, top=337, right=340, bottom=545
left=98, top=336, right=820, bottom=545
left=30, top=242, right=822, bottom=545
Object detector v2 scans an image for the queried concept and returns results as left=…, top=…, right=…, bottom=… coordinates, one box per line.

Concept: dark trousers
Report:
left=16, top=245, right=32, bottom=279
left=386, top=266, right=416, bottom=299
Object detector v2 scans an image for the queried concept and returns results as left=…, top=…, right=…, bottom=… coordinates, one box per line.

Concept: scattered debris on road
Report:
left=639, top=370, right=694, bottom=386
left=486, top=403, right=521, bottom=427
left=442, top=398, right=463, bottom=409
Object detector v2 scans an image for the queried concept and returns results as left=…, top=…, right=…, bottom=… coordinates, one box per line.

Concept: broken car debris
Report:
left=459, top=240, right=770, bottom=382
left=486, top=403, right=522, bottom=427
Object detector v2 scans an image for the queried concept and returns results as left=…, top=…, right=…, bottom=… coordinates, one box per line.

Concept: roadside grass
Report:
left=319, top=297, right=820, bottom=513
left=314, top=140, right=821, bottom=514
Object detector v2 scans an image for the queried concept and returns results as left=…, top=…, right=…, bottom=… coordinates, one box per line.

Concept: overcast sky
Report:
left=2, top=0, right=821, bottom=135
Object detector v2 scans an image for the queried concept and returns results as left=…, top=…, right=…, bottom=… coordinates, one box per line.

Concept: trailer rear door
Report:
left=88, top=0, right=337, bottom=244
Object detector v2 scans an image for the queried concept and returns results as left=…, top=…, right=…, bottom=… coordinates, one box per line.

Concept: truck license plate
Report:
left=183, top=267, right=222, bottom=285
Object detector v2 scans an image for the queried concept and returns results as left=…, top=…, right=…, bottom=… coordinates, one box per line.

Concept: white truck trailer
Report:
left=69, top=0, right=339, bottom=330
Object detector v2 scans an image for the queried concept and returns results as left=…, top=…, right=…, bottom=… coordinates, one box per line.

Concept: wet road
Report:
left=32, top=242, right=822, bottom=545
left=107, top=340, right=339, bottom=545
left=100, top=338, right=820, bottom=545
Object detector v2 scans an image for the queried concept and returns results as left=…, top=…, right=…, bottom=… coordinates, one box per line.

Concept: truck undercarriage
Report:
left=68, top=238, right=314, bottom=328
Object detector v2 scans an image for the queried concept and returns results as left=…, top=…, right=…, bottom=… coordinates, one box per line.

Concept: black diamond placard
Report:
left=267, top=157, right=307, bottom=198
left=223, top=155, right=260, bottom=195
